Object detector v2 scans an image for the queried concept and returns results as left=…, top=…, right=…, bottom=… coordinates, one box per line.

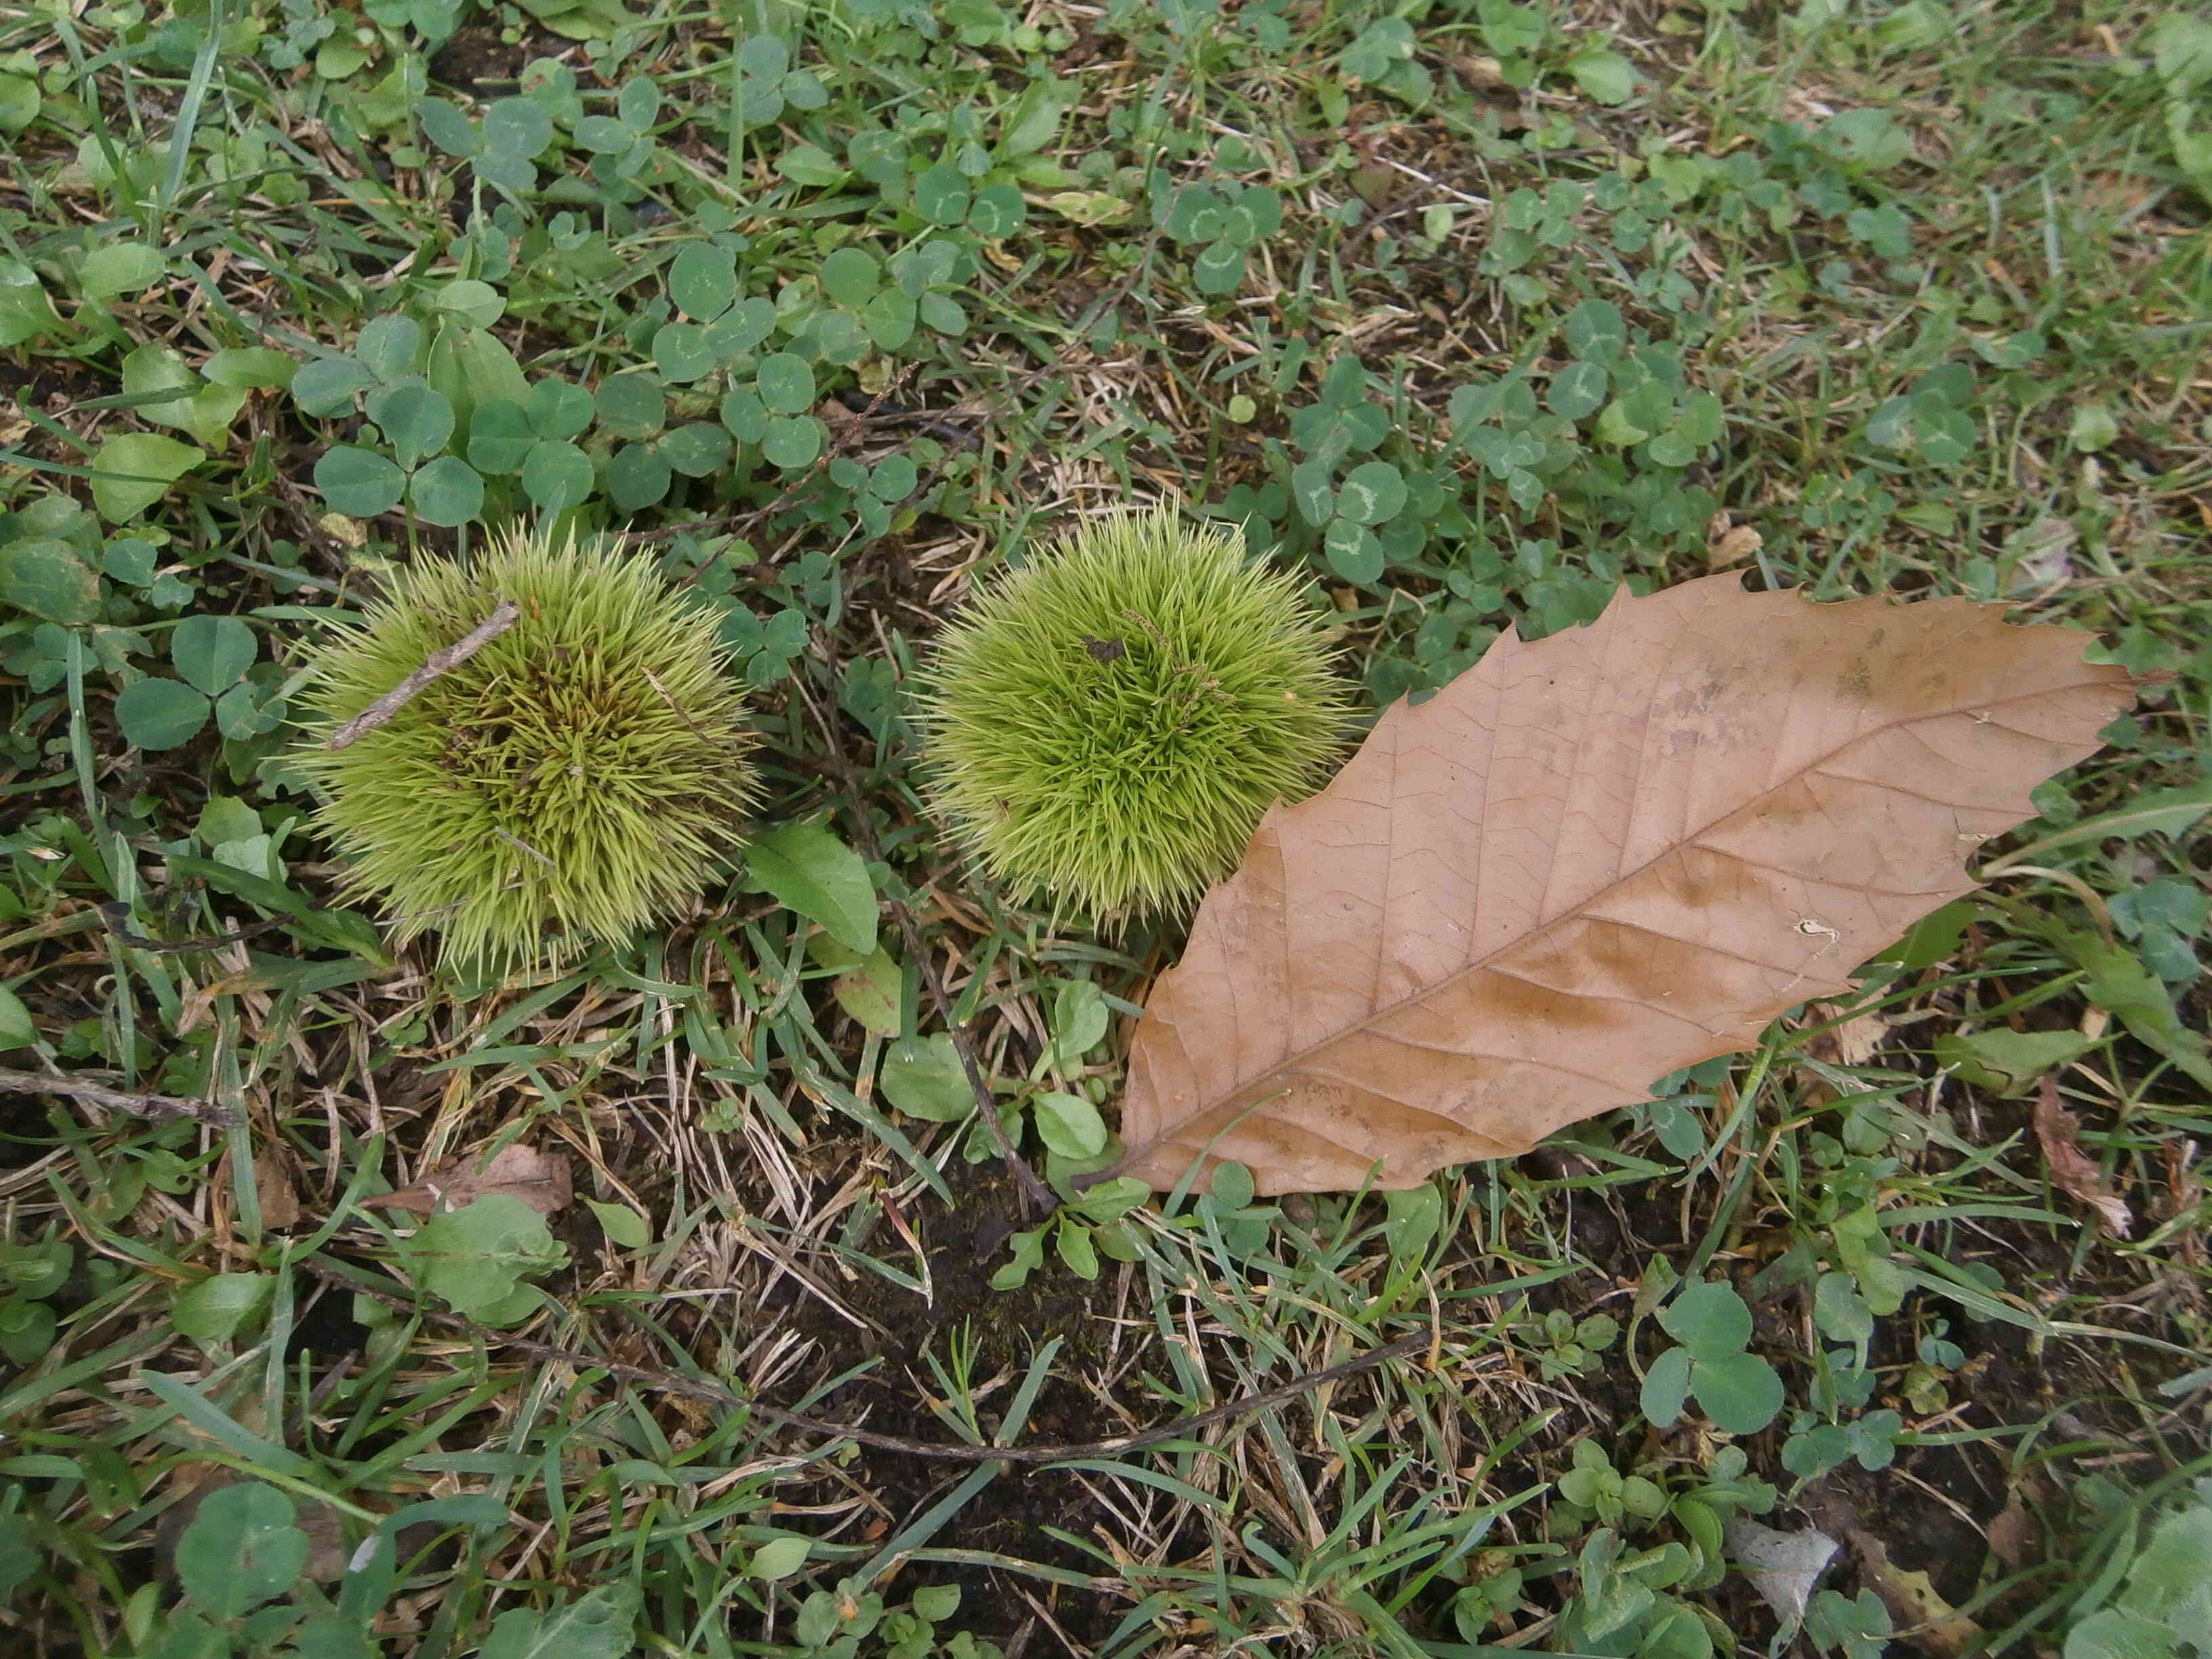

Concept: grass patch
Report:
left=1, top=1, right=2207, bottom=1656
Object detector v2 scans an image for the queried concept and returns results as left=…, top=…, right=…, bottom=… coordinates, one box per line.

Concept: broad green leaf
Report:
left=78, top=242, right=167, bottom=300
left=997, top=75, right=1067, bottom=157
left=466, top=400, right=535, bottom=473
left=405, top=1194, right=567, bottom=1324
left=1564, top=298, right=1628, bottom=363
left=1057, top=1218, right=1099, bottom=1279
left=1990, top=780, right=2212, bottom=867
left=171, top=615, right=255, bottom=694
left=1933, top=1028, right=2094, bottom=1095
left=652, top=321, right=716, bottom=383
left=2076, top=937, right=2212, bottom=1090
left=1549, top=360, right=1609, bottom=420
left=172, top=1272, right=273, bottom=1343
left=0, top=258, right=62, bottom=346
left=914, top=163, right=970, bottom=225
left=2068, top=403, right=2119, bottom=453
left=313, top=446, right=405, bottom=518
left=0, top=985, right=35, bottom=1049
left=1051, top=979, right=1110, bottom=1062
left=114, top=678, right=211, bottom=750
left=415, top=95, right=479, bottom=157
left=292, top=356, right=374, bottom=417
left=1207, top=1160, right=1255, bottom=1210
left=584, top=1200, right=649, bottom=1248
left=90, top=434, right=203, bottom=523
left=202, top=348, right=296, bottom=390
left=1658, top=1280, right=1751, bottom=1360
left=967, top=184, right=1027, bottom=238
left=409, top=456, right=484, bottom=527
left=1191, top=240, right=1246, bottom=294
left=483, top=96, right=554, bottom=159
left=519, top=440, right=594, bottom=512
left=605, top=443, right=671, bottom=512
left=478, top=1584, right=638, bottom=1659
left=810, top=937, right=900, bottom=1036
left=1323, top=519, right=1384, bottom=585
left=1336, top=460, right=1408, bottom=526
left=1568, top=47, right=1639, bottom=105
left=668, top=243, right=737, bottom=321
left=1382, top=1183, right=1443, bottom=1258
left=762, top=415, right=822, bottom=470
left=353, top=315, right=423, bottom=382
left=750, top=1536, right=810, bottom=1580
left=755, top=353, right=815, bottom=416
left=659, top=422, right=732, bottom=478
left=1690, top=1351, right=1785, bottom=1434
left=0, top=539, right=102, bottom=624
left=1033, top=1092, right=1108, bottom=1158
left=1292, top=459, right=1335, bottom=527
left=122, top=344, right=247, bottom=447
left=173, top=1483, right=308, bottom=1618
left=594, top=372, right=665, bottom=439
left=369, top=382, right=454, bottom=468
left=819, top=247, right=880, bottom=308
left=746, top=819, right=876, bottom=953
left=879, top=1034, right=970, bottom=1122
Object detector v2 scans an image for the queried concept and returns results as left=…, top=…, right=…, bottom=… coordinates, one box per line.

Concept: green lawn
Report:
left=1, top=1, right=2209, bottom=1656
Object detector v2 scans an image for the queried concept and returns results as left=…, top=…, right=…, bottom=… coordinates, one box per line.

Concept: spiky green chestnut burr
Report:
left=291, top=524, right=759, bottom=970
left=918, top=507, right=1348, bottom=920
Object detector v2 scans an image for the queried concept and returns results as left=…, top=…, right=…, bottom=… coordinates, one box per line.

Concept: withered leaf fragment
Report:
left=367, top=1142, right=573, bottom=1218
left=2032, top=1076, right=2132, bottom=1237
left=1112, top=576, right=2135, bottom=1194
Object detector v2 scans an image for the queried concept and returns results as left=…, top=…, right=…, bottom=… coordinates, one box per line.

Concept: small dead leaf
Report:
left=253, top=1154, right=303, bottom=1229
left=367, top=1142, right=573, bottom=1219
left=1808, top=1002, right=1890, bottom=1068
left=1450, top=54, right=1506, bottom=87
left=1111, top=577, right=2134, bottom=1195
left=2033, top=1077, right=2131, bottom=1237
left=1706, top=523, right=1764, bottom=571
left=1849, top=1530, right=1984, bottom=1659
left=1986, top=1496, right=2039, bottom=1568
left=1727, top=1518, right=1839, bottom=1629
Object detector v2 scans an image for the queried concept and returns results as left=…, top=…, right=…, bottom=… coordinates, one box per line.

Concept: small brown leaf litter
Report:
left=365, top=1142, right=573, bottom=1218
left=2032, top=1076, right=2133, bottom=1237
left=1109, top=575, right=2137, bottom=1195
left=1848, top=1528, right=1985, bottom=1659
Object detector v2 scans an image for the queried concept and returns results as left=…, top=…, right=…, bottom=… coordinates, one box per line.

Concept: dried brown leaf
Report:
left=367, top=1142, right=573, bottom=1218
left=253, top=1153, right=302, bottom=1229
left=1112, top=577, right=2134, bottom=1194
left=1705, top=512, right=1765, bottom=572
left=2033, top=1077, right=2131, bottom=1237
left=1986, top=1495, right=2039, bottom=1568
left=1848, top=1530, right=1984, bottom=1659
left=1807, top=1002, right=1891, bottom=1069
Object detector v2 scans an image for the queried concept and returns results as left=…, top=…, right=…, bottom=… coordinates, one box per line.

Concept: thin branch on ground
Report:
left=0, top=1066, right=239, bottom=1125
left=323, top=598, right=519, bottom=750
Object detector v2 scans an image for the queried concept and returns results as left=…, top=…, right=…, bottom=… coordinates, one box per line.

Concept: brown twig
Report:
left=298, top=1256, right=1431, bottom=1465
left=0, top=1066, right=238, bottom=1125
left=323, top=599, right=519, bottom=751
left=790, top=674, right=1055, bottom=1214
left=98, top=900, right=283, bottom=956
